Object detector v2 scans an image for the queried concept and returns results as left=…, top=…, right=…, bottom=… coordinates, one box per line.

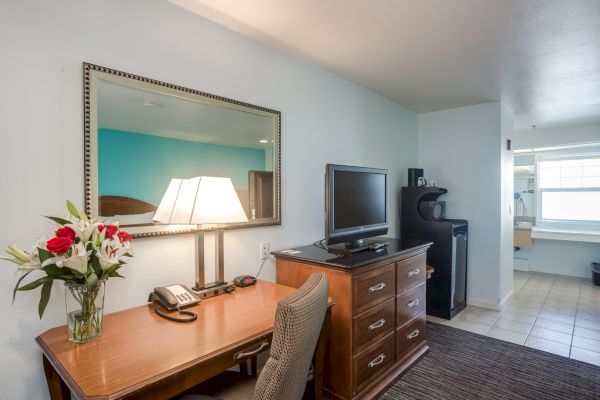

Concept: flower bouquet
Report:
left=3, top=200, right=132, bottom=343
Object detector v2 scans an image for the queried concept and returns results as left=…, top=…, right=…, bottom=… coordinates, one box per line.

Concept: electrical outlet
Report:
left=260, top=242, right=270, bottom=260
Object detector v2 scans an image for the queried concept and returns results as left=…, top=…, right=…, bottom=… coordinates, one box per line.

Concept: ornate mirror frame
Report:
left=83, top=63, right=281, bottom=238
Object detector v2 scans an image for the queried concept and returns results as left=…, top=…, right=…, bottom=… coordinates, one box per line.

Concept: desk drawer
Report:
left=396, top=312, right=426, bottom=360
left=396, top=283, right=426, bottom=324
left=353, top=264, right=395, bottom=315
left=353, top=334, right=395, bottom=394
left=396, top=253, right=426, bottom=294
left=353, top=298, right=395, bottom=354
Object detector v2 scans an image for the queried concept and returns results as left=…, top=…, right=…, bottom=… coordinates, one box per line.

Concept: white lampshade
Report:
left=153, top=177, right=248, bottom=225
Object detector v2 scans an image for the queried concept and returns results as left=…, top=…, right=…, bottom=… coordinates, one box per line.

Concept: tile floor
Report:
left=427, top=271, right=600, bottom=366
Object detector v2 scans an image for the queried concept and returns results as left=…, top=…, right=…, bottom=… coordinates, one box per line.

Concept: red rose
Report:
left=55, top=226, right=76, bottom=241
left=117, top=231, right=132, bottom=243
left=47, top=236, right=73, bottom=254
left=99, top=224, right=119, bottom=238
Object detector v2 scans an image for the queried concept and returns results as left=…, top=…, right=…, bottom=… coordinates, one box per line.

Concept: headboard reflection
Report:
left=99, top=196, right=157, bottom=217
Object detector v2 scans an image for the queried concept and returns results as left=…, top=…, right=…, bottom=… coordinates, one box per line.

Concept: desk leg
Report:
left=314, top=307, right=331, bottom=400
left=42, top=354, right=70, bottom=400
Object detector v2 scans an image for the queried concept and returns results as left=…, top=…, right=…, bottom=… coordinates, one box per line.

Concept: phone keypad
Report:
left=166, top=285, right=197, bottom=306
left=176, top=293, right=193, bottom=303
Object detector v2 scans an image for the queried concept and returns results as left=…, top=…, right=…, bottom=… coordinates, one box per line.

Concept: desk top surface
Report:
left=272, top=238, right=432, bottom=269
left=36, top=280, right=295, bottom=398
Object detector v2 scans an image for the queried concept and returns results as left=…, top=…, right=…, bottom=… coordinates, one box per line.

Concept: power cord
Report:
left=254, top=257, right=267, bottom=278
left=313, top=239, right=327, bottom=250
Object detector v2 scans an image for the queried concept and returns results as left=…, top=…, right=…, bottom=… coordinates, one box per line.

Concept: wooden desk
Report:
left=37, top=281, right=299, bottom=400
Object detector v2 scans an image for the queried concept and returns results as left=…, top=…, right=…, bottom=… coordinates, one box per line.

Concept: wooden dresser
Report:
left=273, top=238, right=432, bottom=400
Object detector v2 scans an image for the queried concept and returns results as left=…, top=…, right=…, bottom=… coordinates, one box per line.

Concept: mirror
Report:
left=84, top=63, right=281, bottom=238
left=514, top=154, right=536, bottom=219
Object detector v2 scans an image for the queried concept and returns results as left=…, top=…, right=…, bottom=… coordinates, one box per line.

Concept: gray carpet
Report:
left=381, top=322, right=600, bottom=400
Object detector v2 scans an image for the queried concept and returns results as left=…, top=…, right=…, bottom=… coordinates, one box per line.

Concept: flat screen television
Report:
left=325, top=164, right=388, bottom=252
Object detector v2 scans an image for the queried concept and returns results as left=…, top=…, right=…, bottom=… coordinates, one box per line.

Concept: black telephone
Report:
left=148, top=284, right=201, bottom=322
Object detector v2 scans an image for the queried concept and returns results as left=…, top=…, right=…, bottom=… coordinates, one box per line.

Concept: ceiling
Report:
left=97, top=80, right=274, bottom=149
left=170, top=0, right=600, bottom=130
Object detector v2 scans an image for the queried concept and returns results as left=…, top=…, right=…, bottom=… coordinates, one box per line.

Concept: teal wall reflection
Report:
left=98, top=129, right=267, bottom=206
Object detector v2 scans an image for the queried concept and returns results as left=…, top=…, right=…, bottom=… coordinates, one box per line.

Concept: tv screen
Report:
left=333, top=171, right=386, bottom=229
left=325, top=164, right=388, bottom=247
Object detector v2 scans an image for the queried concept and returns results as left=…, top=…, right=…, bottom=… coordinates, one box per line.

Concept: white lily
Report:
left=5, top=244, right=43, bottom=274
left=97, top=239, right=131, bottom=271
left=56, top=242, right=89, bottom=275
left=66, top=219, right=99, bottom=243
left=5, top=244, right=30, bottom=265
left=19, top=246, right=43, bottom=273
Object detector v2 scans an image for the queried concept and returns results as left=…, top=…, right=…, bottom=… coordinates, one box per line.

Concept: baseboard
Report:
left=466, top=298, right=501, bottom=311
left=528, top=265, right=589, bottom=279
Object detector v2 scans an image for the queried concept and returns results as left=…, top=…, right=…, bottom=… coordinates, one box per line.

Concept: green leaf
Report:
left=37, top=248, right=54, bottom=263
left=86, top=272, right=98, bottom=284
left=13, top=271, right=33, bottom=303
left=70, top=269, right=85, bottom=279
left=17, top=276, right=54, bottom=291
left=44, top=216, right=71, bottom=226
left=108, top=271, right=124, bottom=278
left=38, top=282, right=52, bottom=319
left=66, top=200, right=81, bottom=219
left=103, top=263, right=120, bottom=278
left=91, top=255, right=102, bottom=277
left=43, top=264, right=65, bottom=277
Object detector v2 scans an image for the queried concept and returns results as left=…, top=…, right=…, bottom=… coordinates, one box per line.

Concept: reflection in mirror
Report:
left=84, top=64, right=281, bottom=238
left=514, top=154, right=536, bottom=218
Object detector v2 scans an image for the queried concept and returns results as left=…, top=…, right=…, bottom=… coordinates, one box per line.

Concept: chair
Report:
left=182, top=272, right=329, bottom=400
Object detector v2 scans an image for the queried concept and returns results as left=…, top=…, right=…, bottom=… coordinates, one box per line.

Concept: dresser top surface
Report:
left=272, top=237, right=431, bottom=269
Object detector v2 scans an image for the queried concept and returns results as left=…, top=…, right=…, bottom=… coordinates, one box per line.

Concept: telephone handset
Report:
left=148, top=284, right=201, bottom=322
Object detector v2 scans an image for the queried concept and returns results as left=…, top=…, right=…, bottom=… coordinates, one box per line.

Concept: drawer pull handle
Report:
left=407, top=268, right=421, bottom=277
left=368, top=354, right=386, bottom=368
left=368, top=282, right=386, bottom=292
left=406, top=299, right=420, bottom=308
left=234, top=340, right=269, bottom=360
left=407, top=329, right=420, bottom=340
left=368, top=318, right=386, bottom=331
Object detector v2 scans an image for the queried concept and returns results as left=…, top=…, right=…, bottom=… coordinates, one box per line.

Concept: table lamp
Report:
left=153, top=176, right=248, bottom=297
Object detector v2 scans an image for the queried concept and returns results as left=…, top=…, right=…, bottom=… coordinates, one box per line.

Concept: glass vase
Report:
left=65, top=279, right=106, bottom=343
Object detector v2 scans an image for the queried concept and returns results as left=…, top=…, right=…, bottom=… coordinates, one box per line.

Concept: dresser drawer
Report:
left=396, top=312, right=426, bottom=360
left=396, top=253, right=426, bottom=294
left=353, top=334, right=395, bottom=394
left=353, top=264, right=395, bottom=315
left=353, top=298, right=395, bottom=354
left=396, top=283, right=426, bottom=324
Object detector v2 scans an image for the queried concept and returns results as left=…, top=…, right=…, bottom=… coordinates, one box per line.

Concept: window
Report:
left=538, top=156, right=600, bottom=223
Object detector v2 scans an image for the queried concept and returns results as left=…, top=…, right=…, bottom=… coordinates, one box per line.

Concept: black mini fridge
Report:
left=401, top=186, right=468, bottom=320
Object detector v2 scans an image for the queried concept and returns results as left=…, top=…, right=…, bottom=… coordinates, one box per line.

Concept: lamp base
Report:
left=195, top=280, right=226, bottom=290
left=192, top=281, right=236, bottom=300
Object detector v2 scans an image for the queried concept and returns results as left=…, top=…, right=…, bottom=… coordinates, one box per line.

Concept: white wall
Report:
left=515, top=240, right=600, bottom=278
left=0, top=1, right=418, bottom=398
left=418, top=102, right=514, bottom=309
left=513, top=122, right=600, bottom=149
left=499, top=103, right=515, bottom=302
